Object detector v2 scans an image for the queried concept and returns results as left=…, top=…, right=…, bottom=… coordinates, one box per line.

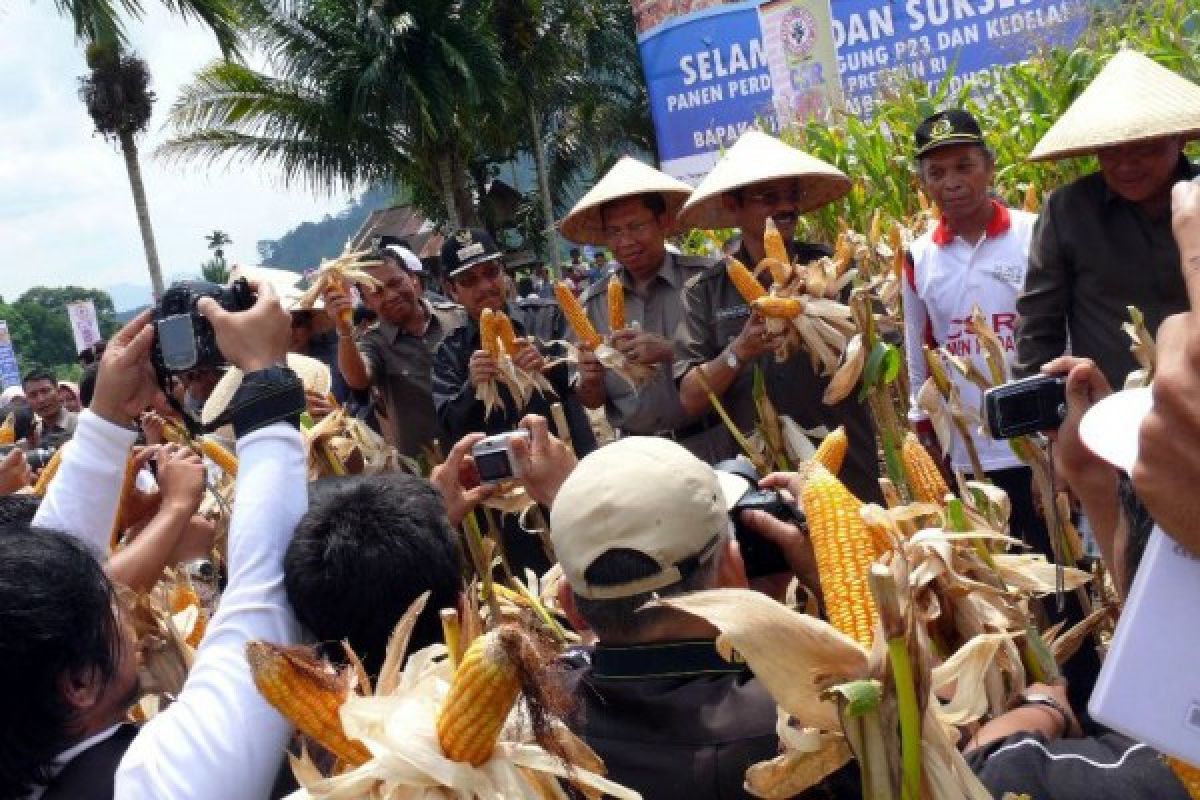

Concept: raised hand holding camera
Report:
left=91, top=308, right=170, bottom=429
left=196, top=279, right=290, bottom=374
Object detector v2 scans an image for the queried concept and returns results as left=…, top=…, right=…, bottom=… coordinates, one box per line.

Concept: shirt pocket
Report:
left=714, top=305, right=751, bottom=347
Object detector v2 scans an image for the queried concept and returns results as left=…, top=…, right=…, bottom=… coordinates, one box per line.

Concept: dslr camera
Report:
left=152, top=279, right=254, bottom=379
left=983, top=373, right=1067, bottom=439
left=470, top=430, right=530, bottom=485
left=714, top=458, right=806, bottom=578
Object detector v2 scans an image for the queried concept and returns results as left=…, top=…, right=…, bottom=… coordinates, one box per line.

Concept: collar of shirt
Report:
left=589, top=639, right=750, bottom=680
left=379, top=299, right=434, bottom=343
left=26, top=723, right=124, bottom=799
left=1100, top=156, right=1199, bottom=207
left=617, top=253, right=682, bottom=294
left=931, top=199, right=1011, bottom=246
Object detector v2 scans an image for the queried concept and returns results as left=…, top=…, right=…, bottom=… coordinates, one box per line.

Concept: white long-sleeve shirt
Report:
left=32, top=410, right=306, bottom=800
left=903, top=202, right=1036, bottom=472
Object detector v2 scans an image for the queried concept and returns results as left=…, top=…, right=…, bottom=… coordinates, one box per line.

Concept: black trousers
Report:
left=985, top=466, right=1104, bottom=731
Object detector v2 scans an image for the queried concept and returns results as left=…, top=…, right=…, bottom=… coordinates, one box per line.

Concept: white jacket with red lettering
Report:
left=903, top=201, right=1037, bottom=472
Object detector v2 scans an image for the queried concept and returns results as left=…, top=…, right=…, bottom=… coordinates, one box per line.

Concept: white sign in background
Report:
left=66, top=300, right=102, bottom=355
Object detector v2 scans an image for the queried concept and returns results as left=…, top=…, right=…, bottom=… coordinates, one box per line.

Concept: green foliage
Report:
left=0, top=287, right=118, bottom=382
left=256, top=186, right=391, bottom=271
left=782, top=0, right=1200, bottom=244
left=78, top=44, right=155, bottom=140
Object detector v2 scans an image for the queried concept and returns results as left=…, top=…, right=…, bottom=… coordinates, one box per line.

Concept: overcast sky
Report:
left=0, top=3, right=354, bottom=309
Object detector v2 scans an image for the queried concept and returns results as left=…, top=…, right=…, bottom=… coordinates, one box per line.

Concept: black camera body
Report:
left=983, top=373, right=1067, bottom=439
left=152, top=279, right=253, bottom=378
left=715, top=458, right=805, bottom=578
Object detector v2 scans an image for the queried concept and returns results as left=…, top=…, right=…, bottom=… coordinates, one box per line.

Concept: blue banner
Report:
left=0, top=322, right=20, bottom=390
left=633, top=0, right=1092, bottom=181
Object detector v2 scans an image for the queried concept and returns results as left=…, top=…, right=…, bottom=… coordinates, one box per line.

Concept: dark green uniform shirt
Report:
left=674, top=243, right=883, bottom=503
left=357, top=299, right=466, bottom=457
left=1015, top=159, right=1197, bottom=388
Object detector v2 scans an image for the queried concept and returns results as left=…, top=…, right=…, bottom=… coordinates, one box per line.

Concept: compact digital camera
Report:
left=982, top=373, right=1067, bottom=439
left=470, top=430, right=530, bottom=485
left=152, top=279, right=254, bottom=378
left=714, top=458, right=806, bottom=578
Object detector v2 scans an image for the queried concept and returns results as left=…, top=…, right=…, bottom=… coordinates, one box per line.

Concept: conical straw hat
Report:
left=1029, top=49, right=1200, bottom=162
left=202, top=352, right=332, bottom=427
left=560, top=156, right=695, bottom=245
left=677, top=131, right=851, bottom=230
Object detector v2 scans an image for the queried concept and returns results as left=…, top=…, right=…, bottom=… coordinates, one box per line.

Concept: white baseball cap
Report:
left=381, top=244, right=424, bottom=274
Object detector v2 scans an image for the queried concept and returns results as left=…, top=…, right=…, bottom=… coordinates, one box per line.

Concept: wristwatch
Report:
left=1017, top=691, right=1071, bottom=731
left=725, top=346, right=741, bottom=371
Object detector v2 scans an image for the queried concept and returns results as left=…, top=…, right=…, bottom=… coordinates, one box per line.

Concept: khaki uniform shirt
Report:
left=674, top=243, right=883, bottom=503
left=578, top=254, right=728, bottom=461
left=357, top=299, right=466, bottom=457
left=1015, top=159, right=1197, bottom=389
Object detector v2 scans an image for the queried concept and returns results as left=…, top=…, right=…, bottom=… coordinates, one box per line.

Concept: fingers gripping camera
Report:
left=152, top=279, right=255, bottom=378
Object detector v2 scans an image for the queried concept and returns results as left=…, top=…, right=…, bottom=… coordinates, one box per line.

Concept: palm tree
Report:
left=202, top=229, right=232, bottom=282
left=159, top=0, right=504, bottom=228
left=50, top=0, right=241, bottom=57
left=79, top=43, right=166, bottom=295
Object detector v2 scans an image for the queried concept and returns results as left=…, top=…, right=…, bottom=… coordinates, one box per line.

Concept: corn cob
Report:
left=162, top=420, right=239, bottom=476
left=31, top=448, right=63, bottom=497
left=802, top=464, right=881, bottom=647
left=813, top=426, right=847, bottom=474
left=751, top=296, right=803, bottom=319
left=607, top=276, right=625, bottom=331
left=901, top=433, right=949, bottom=505
left=763, top=217, right=791, bottom=265
left=110, top=455, right=139, bottom=550
left=495, top=311, right=520, bottom=356
left=246, top=641, right=371, bottom=766
left=1168, top=757, right=1200, bottom=799
left=436, top=627, right=522, bottom=765
left=555, top=281, right=602, bottom=349
left=1023, top=184, right=1040, bottom=213
left=0, top=413, right=14, bottom=445
left=759, top=258, right=792, bottom=286
left=727, top=257, right=766, bottom=303
left=480, top=308, right=500, bottom=359
left=170, top=583, right=209, bottom=648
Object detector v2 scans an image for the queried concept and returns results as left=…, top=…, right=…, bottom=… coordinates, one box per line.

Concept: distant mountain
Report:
left=257, top=186, right=393, bottom=272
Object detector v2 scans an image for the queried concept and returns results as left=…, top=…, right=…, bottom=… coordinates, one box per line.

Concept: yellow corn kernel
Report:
left=1168, top=756, right=1200, bottom=799
left=199, top=437, right=238, bottom=477
left=246, top=641, right=371, bottom=766
left=110, top=455, right=139, bottom=551
left=436, top=627, right=522, bottom=765
left=0, top=413, right=14, bottom=446
left=813, top=426, right=847, bottom=474
left=555, top=281, right=602, bottom=349
left=608, top=276, right=625, bottom=331
left=31, top=448, right=63, bottom=497
left=802, top=464, right=881, bottom=647
left=763, top=217, right=791, bottom=265
left=726, top=258, right=766, bottom=304
left=751, top=295, right=803, bottom=320
left=902, top=433, right=948, bottom=505
left=480, top=308, right=500, bottom=359
left=495, top=311, right=520, bottom=356
left=1023, top=184, right=1040, bottom=213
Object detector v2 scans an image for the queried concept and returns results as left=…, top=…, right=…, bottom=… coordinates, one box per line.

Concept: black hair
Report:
left=517, top=276, right=534, bottom=296
left=21, top=368, right=56, bottom=388
left=0, top=529, right=122, bottom=797
left=570, top=248, right=581, bottom=258
left=0, top=493, right=40, bottom=528
left=79, top=365, right=99, bottom=409
left=572, top=544, right=720, bottom=640
left=284, top=473, right=463, bottom=676
left=353, top=307, right=378, bottom=326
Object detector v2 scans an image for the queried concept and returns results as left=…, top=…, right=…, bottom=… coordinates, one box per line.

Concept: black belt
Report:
left=659, top=412, right=722, bottom=441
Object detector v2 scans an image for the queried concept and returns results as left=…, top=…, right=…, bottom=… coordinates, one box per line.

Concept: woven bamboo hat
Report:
left=201, top=352, right=331, bottom=426
left=1029, top=49, right=1200, bottom=162
left=559, top=156, right=695, bottom=245
left=677, top=130, right=851, bottom=230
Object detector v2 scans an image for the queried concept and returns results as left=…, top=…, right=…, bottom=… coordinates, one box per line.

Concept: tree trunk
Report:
left=529, top=103, right=562, bottom=275
left=437, top=153, right=462, bottom=228
left=119, top=130, right=164, bottom=297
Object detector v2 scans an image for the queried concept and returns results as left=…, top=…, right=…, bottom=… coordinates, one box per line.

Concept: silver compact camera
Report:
left=470, top=430, right=530, bottom=484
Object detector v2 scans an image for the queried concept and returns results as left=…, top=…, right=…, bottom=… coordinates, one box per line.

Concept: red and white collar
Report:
left=931, top=199, right=1011, bottom=246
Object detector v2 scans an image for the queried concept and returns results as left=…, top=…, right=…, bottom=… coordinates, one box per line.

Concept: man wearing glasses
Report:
left=560, top=156, right=726, bottom=461
left=674, top=131, right=882, bottom=502
left=322, top=247, right=466, bottom=458
left=432, top=228, right=597, bottom=457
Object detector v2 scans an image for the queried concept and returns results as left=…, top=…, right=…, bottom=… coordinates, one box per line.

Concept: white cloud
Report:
left=0, top=3, right=358, bottom=308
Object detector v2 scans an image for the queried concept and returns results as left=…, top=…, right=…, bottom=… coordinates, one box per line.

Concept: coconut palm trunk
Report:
left=437, top=153, right=462, bottom=228
left=528, top=103, right=561, bottom=272
left=119, top=130, right=164, bottom=297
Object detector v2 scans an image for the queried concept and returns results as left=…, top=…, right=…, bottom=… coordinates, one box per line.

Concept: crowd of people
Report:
left=1, top=47, right=1199, bottom=800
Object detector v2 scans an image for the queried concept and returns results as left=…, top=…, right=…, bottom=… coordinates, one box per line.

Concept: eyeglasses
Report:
left=742, top=187, right=803, bottom=206
left=452, top=260, right=504, bottom=289
left=603, top=219, right=656, bottom=243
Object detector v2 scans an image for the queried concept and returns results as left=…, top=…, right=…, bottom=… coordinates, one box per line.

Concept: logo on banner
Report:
left=783, top=8, right=818, bottom=58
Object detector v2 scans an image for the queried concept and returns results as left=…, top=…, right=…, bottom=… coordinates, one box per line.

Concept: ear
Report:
left=717, top=537, right=749, bottom=589
left=58, top=667, right=104, bottom=714
left=557, top=580, right=590, bottom=634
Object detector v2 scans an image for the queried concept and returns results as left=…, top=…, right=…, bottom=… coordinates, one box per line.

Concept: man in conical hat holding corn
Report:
left=559, top=156, right=728, bottom=461
left=672, top=130, right=882, bottom=503
left=1016, top=49, right=1200, bottom=388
